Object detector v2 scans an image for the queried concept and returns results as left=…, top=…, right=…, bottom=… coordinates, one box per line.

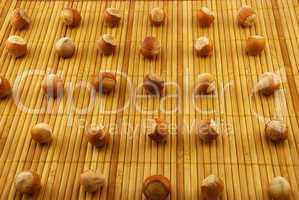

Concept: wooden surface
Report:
left=0, top=0, right=299, bottom=199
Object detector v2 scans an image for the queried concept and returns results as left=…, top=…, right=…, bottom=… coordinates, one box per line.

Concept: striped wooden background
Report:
left=0, top=0, right=299, bottom=199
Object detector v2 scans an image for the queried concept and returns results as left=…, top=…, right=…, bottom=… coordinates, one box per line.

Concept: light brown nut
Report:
left=195, top=37, right=213, bottom=57
left=245, top=35, right=265, bottom=56
left=268, top=176, right=291, bottom=200
left=148, top=118, right=168, bottom=143
left=254, top=72, right=280, bottom=96
left=149, top=7, right=165, bottom=26
left=104, top=7, right=121, bottom=27
left=140, top=37, right=161, bottom=59
left=91, top=72, right=116, bottom=94
left=197, top=7, right=215, bottom=27
left=41, top=74, right=64, bottom=98
left=61, top=8, right=81, bottom=27
left=6, top=35, right=27, bottom=58
left=142, top=175, right=171, bottom=200
left=15, top=171, right=41, bottom=194
left=97, top=34, right=117, bottom=55
left=85, top=124, right=110, bottom=148
left=195, top=73, right=216, bottom=94
left=143, top=74, right=164, bottom=96
left=237, top=5, right=256, bottom=27
left=201, top=174, right=224, bottom=200
left=31, top=123, right=52, bottom=144
left=0, top=76, right=12, bottom=99
left=80, top=170, right=106, bottom=193
left=265, top=120, right=288, bottom=143
left=10, top=8, right=30, bottom=30
left=197, top=119, right=218, bottom=143
left=55, top=37, right=75, bottom=58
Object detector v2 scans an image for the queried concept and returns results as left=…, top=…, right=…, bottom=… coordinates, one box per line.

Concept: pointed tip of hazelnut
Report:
left=197, top=7, right=215, bottom=27
left=143, top=175, right=171, bottom=200
left=195, top=37, right=213, bottom=57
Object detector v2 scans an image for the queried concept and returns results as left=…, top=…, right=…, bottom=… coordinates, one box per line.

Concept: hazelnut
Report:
left=55, top=37, right=75, bottom=58
left=149, top=7, right=165, bottom=26
left=268, top=176, right=291, bottom=200
left=245, top=35, right=265, bottom=56
left=91, top=72, right=116, bottom=94
left=31, top=123, right=52, bottom=144
left=61, top=8, right=81, bottom=27
left=5, top=35, right=27, bottom=58
left=85, top=124, right=109, bottom=148
left=148, top=118, right=168, bottom=143
left=41, top=74, right=64, bottom=98
left=237, top=6, right=256, bottom=27
left=104, top=7, right=121, bottom=27
left=195, top=37, right=213, bottom=57
left=80, top=170, right=106, bottom=193
left=196, top=73, right=216, bottom=94
left=254, top=72, right=280, bottom=96
left=197, top=119, right=218, bottom=143
left=265, top=120, right=288, bottom=143
left=143, top=74, right=164, bottom=96
left=0, top=76, right=12, bottom=99
left=10, top=8, right=30, bottom=30
left=197, top=7, right=215, bottom=27
left=140, top=37, right=161, bottom=59
left=201, top=174, right=224, bottom=200
left=142, top=175, right=171, bottom=200
left=15, top=171, right=41, bottom=194
left=97, top=34, right=117, bottom=55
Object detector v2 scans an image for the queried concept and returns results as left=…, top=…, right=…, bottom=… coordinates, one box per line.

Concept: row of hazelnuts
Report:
left=6, top=6, right=265, bottom=59
left=15, top=171, right=291, bottom=199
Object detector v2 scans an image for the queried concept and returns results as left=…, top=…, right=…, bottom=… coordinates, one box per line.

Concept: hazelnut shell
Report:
left=197, top=7, right=215, bottom=27
left=80, top=170, right=106, bottom=193
left=97, top=34, right=117, bottom=55
left=237, top=6, right=256, bottom=27
left=91, top=72, right=116, bottom=94
left=142, top=175, right=171, bottom=200
left=195, top=37, right=213, bottom=57
left=15, top=171, right=41, bottom=194
left=143, top=74, right=164, bottom=96
left=149, top=7, right=165, bottom=26
left=265, top=120, right=288, bottom=143
left=246, top=35, right=265, bottom=56
left=104, top=8, right=121, bottom=27
left=197, top=119, right=218, bottom=142
left=31, top=123, right=53, bottom=144
left=10, top=8, right=30, bottom=30
left=140, top=37, right=161, bottom=59
left=42, top=74, right=64, bottom=98
left=55, top=37, right=75, bottom=58
left=61, top=8, right=81, bottom=27
left=268, top=176, right=291, bottom=200
left=201, top=174, right=224, bottom=200
left=196, top=73, right=216, bottom=94
left=148, top=118, right=168, bottom=143
left=85, top=125, right=110, bottom=148
left=0, top=76, right=12, bottom=99
left=6, top=35, right=27, bottom=58
left=254, top=72, right=280, bottom=96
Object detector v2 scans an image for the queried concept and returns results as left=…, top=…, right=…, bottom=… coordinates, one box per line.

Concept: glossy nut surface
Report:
left=15, top=171, right=41, bottom=194
left=31, top=123, right=52, bottom=144
left=237, top=5, right=256, bottom=27
left=80, top=170, right=106, bottom=193
left=265, top=120, right=288, bottom=143
left=201, top=174, right=224, bottom=200
left=197, top=7, right=215, bottom=27
left=142, top=175, right=171, bottom=200
left=55, top=37, right=75, bottom=58
left=245, top=35, right=265, bottom=56
left=148, top=118, right=168, bottom=143
left=104, top=7, right=121, bottom=27
left=0, top=76, right=12, bottom=99
left=91, top=72, right=116, bottom=94
left=268, top=176, right=291, bottom=200
left=85, top=124, right=109, bottom=148
left=197, top=119, right=218, bottom=142
left=195, top=37, right=213, bottom=57
left=6, top=35, right=27, bottom=58
left=149, top=7, right=165, bottom=26
left=61, top=8, right=81, bottom=27
left=140, top=37, right=161, bottom=59
left=97, top=34, right=117, bottom=55
left=254, top=72, right=280, bottom=96
left=143, top=74, right=164, bottom=96
left=196, top=73, right=216, bottom=94
left=10, top=8, right=30, bottom=30
left=41, top=74, right=64, bottom=98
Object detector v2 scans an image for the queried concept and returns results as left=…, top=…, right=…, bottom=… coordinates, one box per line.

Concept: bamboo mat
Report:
left=0, top=0, right=299, bottom=199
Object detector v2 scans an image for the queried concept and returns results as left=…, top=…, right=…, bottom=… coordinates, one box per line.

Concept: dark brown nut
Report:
left=15, top=171, right=41, bottom=194
left=245, top=35, right=265, bottom=56
left=6, top=35, right=27, bottom=58
left=0, top=76, right=12, bottom=99
left=197, top=119, right=218, bottom=143
left=149, top=7, right=165, bottom=26
left=41, top=74, right=64, bottom=98
left=148, top=118, right=168, bottom=143
left=143, top=74, right=164, bottom=96
left=85, top=124, right=110, bottom=148
left=55, top=37, right=75, bottom=58
left=61, top=8, right=81, bottom=27
left=268, top=176, right=291, bottom=200
left=201, top=174, right=224, bottom=200
left=195, top=37, right=213, bottom=57
left=254, top=72, right=280, bottom=96
left=142, top=175, right=171, bottom=200
left=10, top=8, right=30, bottom=30
left=196, top=73, right=216, bottom=94
left=31, top=123, right=52, bottom=144
left=91, top=72, right=116, bottom=94
left=97, top=34, right=117, bottom=55
left=265, top=120, right=288, bottom=143
left=197, top=7, right=215, bottom=27
left=80, top=170, right=106, bottom=193
left=140, top=37, right=161, bottom=59
left=237, top=6, right=256, bottom=27
left=104, top=7, right=121, bottom=27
